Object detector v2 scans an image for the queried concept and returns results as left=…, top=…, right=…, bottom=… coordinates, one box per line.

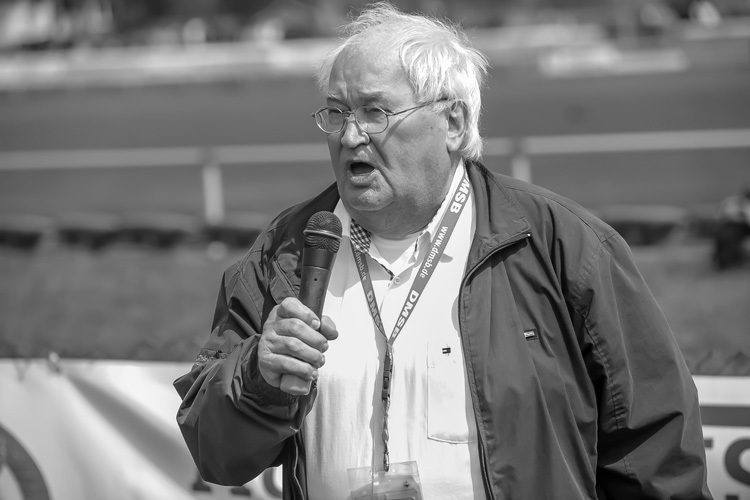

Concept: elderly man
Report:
left=175, top=3, right=711, bottom=499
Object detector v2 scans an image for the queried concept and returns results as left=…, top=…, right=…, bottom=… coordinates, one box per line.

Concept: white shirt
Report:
left=303, top=163, right=484, bottom=499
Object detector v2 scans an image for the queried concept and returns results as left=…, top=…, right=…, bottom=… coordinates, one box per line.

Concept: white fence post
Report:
left=201, top=148, right=225, bottom=224
left=511, top=139, right=533, bottom=184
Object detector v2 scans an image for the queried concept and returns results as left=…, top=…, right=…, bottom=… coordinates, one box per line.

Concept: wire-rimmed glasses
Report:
left=311, top=102, right=437, bottom=135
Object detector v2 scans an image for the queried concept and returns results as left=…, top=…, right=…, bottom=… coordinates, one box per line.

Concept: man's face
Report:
left=324, top=46, right=456, bottom=234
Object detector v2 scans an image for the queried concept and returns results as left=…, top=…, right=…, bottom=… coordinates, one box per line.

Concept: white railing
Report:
left=1, top=128, right=749, bottom=222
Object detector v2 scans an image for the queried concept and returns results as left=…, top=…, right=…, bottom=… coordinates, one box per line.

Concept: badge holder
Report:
left=348, top=461, right=423, bottom=500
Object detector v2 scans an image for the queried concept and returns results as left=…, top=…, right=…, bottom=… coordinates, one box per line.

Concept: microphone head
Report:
left=304, top=211, right=342, bottom=253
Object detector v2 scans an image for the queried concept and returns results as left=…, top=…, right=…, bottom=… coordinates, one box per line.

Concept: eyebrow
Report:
left=325, top=91, right=390, bottom=106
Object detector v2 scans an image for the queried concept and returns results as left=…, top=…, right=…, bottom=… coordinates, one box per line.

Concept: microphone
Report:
left=279, top=211, right=342, bottom=395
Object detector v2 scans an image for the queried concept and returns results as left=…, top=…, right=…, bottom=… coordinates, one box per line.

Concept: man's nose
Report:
left=340, top=115, right=369, bottom=148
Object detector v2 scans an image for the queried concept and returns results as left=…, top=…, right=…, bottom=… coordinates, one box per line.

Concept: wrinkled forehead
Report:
left=327, top=44, right=414, bottom=104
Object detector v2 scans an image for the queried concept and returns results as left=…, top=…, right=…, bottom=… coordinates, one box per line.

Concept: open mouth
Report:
left=349, top=161, right=375, bottom=176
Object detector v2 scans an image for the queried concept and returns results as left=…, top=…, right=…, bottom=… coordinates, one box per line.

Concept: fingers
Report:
left=319, top=315, right=339, bottom=342
left=275, top=297, right=321, bottom=329
left=257, top=298, right=338, bottom=389
left=275, top=297, right=339, bottom=347
left=257, top=340, right=322, bottom=387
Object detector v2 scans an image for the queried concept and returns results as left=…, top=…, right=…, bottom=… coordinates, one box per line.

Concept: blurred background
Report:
left=0, top=0, right=749, bottom=498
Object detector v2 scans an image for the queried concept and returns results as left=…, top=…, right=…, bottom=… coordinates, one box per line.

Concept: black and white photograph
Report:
left=1, top=1, right=749, bottom=498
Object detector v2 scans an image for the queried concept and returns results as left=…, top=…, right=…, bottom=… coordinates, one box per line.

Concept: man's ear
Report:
left=445, top=102, right=467, bottom=153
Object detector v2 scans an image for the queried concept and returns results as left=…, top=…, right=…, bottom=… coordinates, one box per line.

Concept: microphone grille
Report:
left=304, top=211, right=342, bottom=253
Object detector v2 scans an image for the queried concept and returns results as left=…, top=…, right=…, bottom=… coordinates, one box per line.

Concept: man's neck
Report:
left=354, top=162, right=461, bottom=239
left=357, top=205, right=440, bottom=240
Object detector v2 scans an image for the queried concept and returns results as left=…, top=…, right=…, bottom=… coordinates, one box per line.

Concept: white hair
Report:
left=315, top=2, right=489, bottom=161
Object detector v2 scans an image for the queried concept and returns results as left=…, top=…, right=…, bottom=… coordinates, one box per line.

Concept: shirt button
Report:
left=393, top=277, right=401, bottom=285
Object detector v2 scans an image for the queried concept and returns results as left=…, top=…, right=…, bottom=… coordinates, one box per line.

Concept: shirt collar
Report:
left=348, top=218, right=371, bottom=255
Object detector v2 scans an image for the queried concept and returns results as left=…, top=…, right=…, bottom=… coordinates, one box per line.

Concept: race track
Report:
left=1, top=57, right=749, bottom=217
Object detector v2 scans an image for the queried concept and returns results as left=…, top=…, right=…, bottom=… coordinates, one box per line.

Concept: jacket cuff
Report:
left=244, top=346, right=301, bottom=407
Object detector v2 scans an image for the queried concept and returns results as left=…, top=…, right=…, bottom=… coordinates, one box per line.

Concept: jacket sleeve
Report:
left=173, top=253, right=314, bottom=486
left=572, top=233, right=712, bottom=500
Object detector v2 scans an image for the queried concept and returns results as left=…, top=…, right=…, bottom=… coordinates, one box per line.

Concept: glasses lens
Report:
left=356, top=107, right=388, bottom=134
left=316, top=108, right=345, bottom=133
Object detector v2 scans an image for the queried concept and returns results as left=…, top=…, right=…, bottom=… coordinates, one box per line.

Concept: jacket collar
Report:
left=465, top=160, right=531, bottom=269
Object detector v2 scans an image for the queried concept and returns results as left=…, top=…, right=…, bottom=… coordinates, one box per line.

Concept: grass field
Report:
left=1, top=237, right=748, bottom=375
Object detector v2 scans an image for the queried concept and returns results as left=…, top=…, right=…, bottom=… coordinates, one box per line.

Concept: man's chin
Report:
left=342, top=189, right=390, bottom=214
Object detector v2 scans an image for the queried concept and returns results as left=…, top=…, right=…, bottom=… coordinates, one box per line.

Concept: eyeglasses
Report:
left=311, top=102, right=438, bottom=135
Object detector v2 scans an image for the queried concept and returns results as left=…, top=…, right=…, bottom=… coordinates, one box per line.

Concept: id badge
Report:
left=348, top=461, right=423, bottom=500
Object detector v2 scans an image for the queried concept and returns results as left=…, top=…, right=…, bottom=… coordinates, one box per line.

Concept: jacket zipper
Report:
left=460, top=230, right=531, bottom=500
left=464, top=231, right=531, bottom=281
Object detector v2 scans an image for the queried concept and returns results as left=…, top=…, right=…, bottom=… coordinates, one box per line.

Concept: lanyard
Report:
left=350, top=171, right=471, bottom=471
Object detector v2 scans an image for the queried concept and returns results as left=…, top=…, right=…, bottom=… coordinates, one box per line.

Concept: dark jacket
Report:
left=175, top=161, right=712, bottom=499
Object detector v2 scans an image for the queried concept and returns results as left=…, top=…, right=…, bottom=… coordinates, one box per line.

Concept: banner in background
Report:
left=0, top=359, right=748, bottom=500
left=695, top=376, right=750, bottom=500
left=0, top=359, right=281, bottom=500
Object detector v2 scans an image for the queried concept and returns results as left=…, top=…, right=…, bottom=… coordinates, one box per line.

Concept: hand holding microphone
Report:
left=257, top=212, right=342, bottom=396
